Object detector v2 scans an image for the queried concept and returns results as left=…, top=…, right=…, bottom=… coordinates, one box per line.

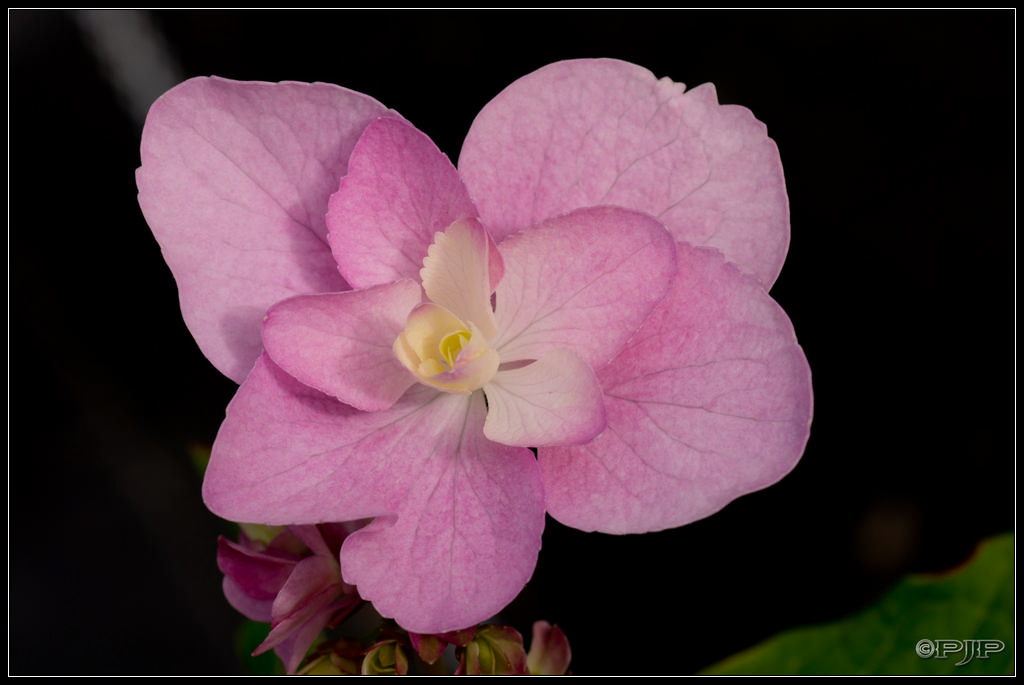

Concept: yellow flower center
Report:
left=439, top=328, right=471, bottom=368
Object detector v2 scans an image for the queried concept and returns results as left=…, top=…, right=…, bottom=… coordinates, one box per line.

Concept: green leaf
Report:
left=702, top=533, right=1014, bottom=675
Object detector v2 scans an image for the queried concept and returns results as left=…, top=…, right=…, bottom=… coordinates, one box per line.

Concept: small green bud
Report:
left=362, top=639, right=409, bottom=675
left=457, top=625, right=528, bottom=675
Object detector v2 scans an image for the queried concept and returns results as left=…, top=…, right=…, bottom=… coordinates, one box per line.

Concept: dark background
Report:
left=9, top=9, right=1014, bottom=675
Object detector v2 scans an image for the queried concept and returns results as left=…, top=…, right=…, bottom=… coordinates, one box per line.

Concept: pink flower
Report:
left=217, top=523, right=363, bottom=674
left=137, top=59, right=812, bottom=635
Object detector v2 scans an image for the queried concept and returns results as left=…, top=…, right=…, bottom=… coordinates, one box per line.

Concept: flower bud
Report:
left=456, top=625, right=528, bottom=675
left=526, top=621, right=572, bottom=675
left=362, top=639, right=409, bottom=675
left=297, top=637, right=365, bottom=675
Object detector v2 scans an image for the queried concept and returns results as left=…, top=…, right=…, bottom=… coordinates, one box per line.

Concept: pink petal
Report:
left=492, top=206, right=677, bottom=370
left=539, top=243, right=813, bottom=534
left=459, top=58, right=789, bottom=287
left=216, top=536, right=296, bottom=601
left=268, top=621, right=329, bottom=675
left=222, top=576, right=273, bottom=623
left=255, top=556, right=353, bottom=668
left=483, top=348, right=606, bottom=447
left=268, top=555, right=340, bottom=628
left=262, top=580, right=358, bottom=674
left=287, top=524, right=333, bottom=559
left=270, top=595, right=360, bottom=675
left=137, top=77, right=396, bottom=382
left=204, top=355, right=441, bottom=523
left=203, top=356, right=545, bottom=634
left=340, top=391, right=545, bottom=634
left=262, top=280, right=421, bottom=412
left=327, top=117, right=478, bottom=290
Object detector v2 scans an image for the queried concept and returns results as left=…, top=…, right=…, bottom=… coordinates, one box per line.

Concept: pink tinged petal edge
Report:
left=459, top=57, right=790, bottom=288
left=137, top=77, right=399, bottom=382
left=262, top=280, right=421, bottom=412
left=420, top=218, right=499, bottom=338
left=203, top=356, right=544, bottom=634
left=492, top=206, right=677, bottom=370
left=327, top=117, right=479, bottom=290
left=340, top=391, right=545, bottom=634
left=539, top=243, right=813, bottom=534
left=483, top=348, right=607, bottom=447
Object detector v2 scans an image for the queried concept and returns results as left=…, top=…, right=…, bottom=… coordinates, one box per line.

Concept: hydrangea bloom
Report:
left=137, top=59, right=812, bottom=635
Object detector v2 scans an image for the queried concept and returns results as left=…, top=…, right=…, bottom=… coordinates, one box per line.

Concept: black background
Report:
left=10, top=9, right=1014, bottom=675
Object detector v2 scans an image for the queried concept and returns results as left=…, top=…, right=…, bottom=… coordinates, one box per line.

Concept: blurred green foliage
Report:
left=703, top=533, right=1014, bottom=675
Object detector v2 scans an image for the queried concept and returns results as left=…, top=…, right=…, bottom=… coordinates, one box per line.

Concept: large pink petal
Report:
left=262, top=280, right=421, bottom=412
left=459, top=58, right=789, bottom=287
left=539, top=243, right=812, bottom=534
left=483, top=348, right=606, bottom=447
left=492, top=206, right=677, bottom=370
left=327, top=117, right=479, bottom=290
left=137, top=77, right=396, bottom=382
left=205, top=355, right=441, bottom=523
left=341, top=392, right=545, bottom=634
left=203, top=356, right=545, bottom=633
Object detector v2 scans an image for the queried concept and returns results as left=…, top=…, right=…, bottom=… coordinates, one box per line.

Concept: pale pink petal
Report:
left=539, top=243, right=812, bottom=534
left=483, top=348, right=606, bottom=447
left=492, top=206, right=677, bottom=370
left=459, top=58, right=789, bottom=287
left=340, top=392, right=545, bottom=634
left=262, top=280, right=421, bottom=412
left=203, top=357, right=545, bottom=634
left=327, top=117, right=478, bottom=290
left=137, top=77, right=396, bottom=382
left=204, top=355, right=442, bottom=523
left=420, top=218, right=498, bottom=337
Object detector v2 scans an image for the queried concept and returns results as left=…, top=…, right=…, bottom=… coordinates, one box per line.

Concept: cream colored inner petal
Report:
left=420, top=218, right=498, bottom=338
left=394, top=304, right=499, bottom=394
left=394, top=220, right=507, bottom=395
